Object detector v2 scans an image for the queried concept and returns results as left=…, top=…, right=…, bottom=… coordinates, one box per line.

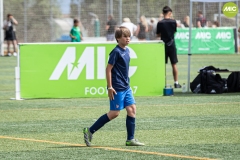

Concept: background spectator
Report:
left=136, top=15, right=148, bottom=41
left=159, top=13, right=164, bottom=21
left=105, top=15, right=117, bottom=41
left=70, top=19, right=83, bottom=42
left=148, top=17, right=158, bottom=40
left=183, top=15, right=190, bottom=27
left=120, top=17, right=137, bottom=39
left=212, top=21, right=219, bottom=28
left=3, top=14, right=18, bottom=56
left=196, top=11, right=206, bottom=28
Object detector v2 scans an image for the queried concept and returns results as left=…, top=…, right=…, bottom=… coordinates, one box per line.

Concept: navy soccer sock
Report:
left=89, top=114, right=110, bottom=134
left=126, top=115, right=135, bottom=140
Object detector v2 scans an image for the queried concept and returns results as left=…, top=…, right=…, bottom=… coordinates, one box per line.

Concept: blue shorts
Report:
left=110, top=88, right=135, bottom=111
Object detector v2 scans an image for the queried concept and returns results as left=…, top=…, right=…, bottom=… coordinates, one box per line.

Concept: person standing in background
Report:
left=106, top=15, right=117, bottom=41
left=156, top=6, right=181, bottom=88
left=148, top=17, right=158, bottom=40
left=183, top=15, right=190, bottom=27
left=212, top=21, right=219, bottom=28
left=159, top=13, right=164, bottom=21
left=120, top=17, right=137, bottom=40
left=136, top=15, right=148, bottom=41
left=196, top=11, right=206, bottom=28
left=3, top=14, right=18, bottom=56
left=70, top=19, right=83, bottom=42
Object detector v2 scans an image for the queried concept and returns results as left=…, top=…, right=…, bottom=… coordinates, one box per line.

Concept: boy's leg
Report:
left=83, top=113, right=111, bottom=147
left=83, top=111, right=120, bottom=147
left=7, top=41, right=11, bottom=56
left=124, top=89, right=144, bottom=146
left=83, top=91, right=123, bottom=147
left=169, top=45, right=181, bottom=88
left=12, top=40, right=17, bottom=56
left=125, top=105, right=144, bottom=146
left=172, top=63, right=178, bottom=82
left=88, top=111, right=119, bottom=134
left=126, top=105, right=136, bottom=140
left=172, top=63, right=181, bottom=88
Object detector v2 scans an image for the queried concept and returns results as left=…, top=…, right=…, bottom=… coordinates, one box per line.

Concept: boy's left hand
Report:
left=108, top=88, right=117, bottom=100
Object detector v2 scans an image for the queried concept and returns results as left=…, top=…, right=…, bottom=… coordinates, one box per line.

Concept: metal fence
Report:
left=1, top=0, right=240, bottom=44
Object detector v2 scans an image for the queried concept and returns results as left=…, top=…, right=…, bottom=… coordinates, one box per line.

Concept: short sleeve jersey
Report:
left=70, top=26, right=81, bottom=42
left=108, top=45, right=130, bottom=91
left=107, top=19, right=117, bottom=34
left=156, top=19, right=177, bottom=43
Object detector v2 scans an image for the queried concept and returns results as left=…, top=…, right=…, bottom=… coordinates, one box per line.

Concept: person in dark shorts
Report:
left=156, top=6, right=181, bottom=88
left=105, top=15, right=117, bottom=41
left=3, top=14, right=18, bottom=56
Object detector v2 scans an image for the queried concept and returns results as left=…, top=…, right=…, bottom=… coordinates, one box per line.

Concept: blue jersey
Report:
left=108, top=45, right=130, bottom=91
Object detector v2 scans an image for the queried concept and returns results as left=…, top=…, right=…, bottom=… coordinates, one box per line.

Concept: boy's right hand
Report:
left=108, top=87, right=117, bottom=100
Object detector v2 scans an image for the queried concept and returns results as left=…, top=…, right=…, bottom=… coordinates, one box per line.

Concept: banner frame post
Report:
left=11, top=45, right=23, bottom=100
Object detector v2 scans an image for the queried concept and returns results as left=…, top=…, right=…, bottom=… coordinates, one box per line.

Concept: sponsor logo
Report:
left=195, top=32, right=211, bottom=39
left=84, top=86, right=138, bottom=95
left=49, top=46, right=137, bottom=80
left=215, top=32, right=231, bottom=39
left=175, top=32, right=189, bottom=39
left=222, top=2, right=238, bottom=18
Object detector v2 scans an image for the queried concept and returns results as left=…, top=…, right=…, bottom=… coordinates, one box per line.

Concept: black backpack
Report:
left=190, top=72, right=226, bottom=94
left=227, top=72, right=240, bottom=92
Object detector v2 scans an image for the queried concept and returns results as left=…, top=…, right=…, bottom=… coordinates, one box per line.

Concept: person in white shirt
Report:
left=120, top=18, right=137, bottom=39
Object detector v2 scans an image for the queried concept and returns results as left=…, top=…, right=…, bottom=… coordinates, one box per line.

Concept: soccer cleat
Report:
left=83, top=127, right=93, bottom=147
left=13, top=52, right=17, bottom=56
left=8, top=53, right=12, bottom=56
left=126, top=139, right=145, bottom=146
left=174, top=83, right=182, bottom=88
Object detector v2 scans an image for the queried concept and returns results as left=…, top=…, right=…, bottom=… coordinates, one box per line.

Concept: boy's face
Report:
left=117, top=34, right=130, bottom=47
left=74, top=22, right=79, bottom=27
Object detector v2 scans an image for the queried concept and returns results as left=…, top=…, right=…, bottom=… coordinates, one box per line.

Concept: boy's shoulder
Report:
left=114, top=45, right=129, bottom=52
left=110, top=45, right=129, bottom=55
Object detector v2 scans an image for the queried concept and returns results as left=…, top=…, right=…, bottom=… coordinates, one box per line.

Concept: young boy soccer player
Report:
left=70, top=19, right=83, bottom=42
left=83, top=26, right=144, bottom=147
left=156, top=6, right=181, bottom=88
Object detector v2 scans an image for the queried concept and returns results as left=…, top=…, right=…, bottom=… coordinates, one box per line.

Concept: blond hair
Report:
left=184, top=15, right=190, bottom=26
left=140, top=15, right=148, bottom=28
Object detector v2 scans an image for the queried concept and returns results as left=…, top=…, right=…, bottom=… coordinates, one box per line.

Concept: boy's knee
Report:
left=126, top=104, right=136, bottom=117
left=107, top=111, right=120, bottom=120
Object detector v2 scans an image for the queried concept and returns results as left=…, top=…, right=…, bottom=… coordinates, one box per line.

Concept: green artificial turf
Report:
left=0, top=55, right=240, bottom=160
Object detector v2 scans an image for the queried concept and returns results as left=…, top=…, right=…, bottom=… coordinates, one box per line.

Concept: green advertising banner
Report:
left=175, top=28, right=235, bottom=54
left=19, top=42, right=165, bottom=98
